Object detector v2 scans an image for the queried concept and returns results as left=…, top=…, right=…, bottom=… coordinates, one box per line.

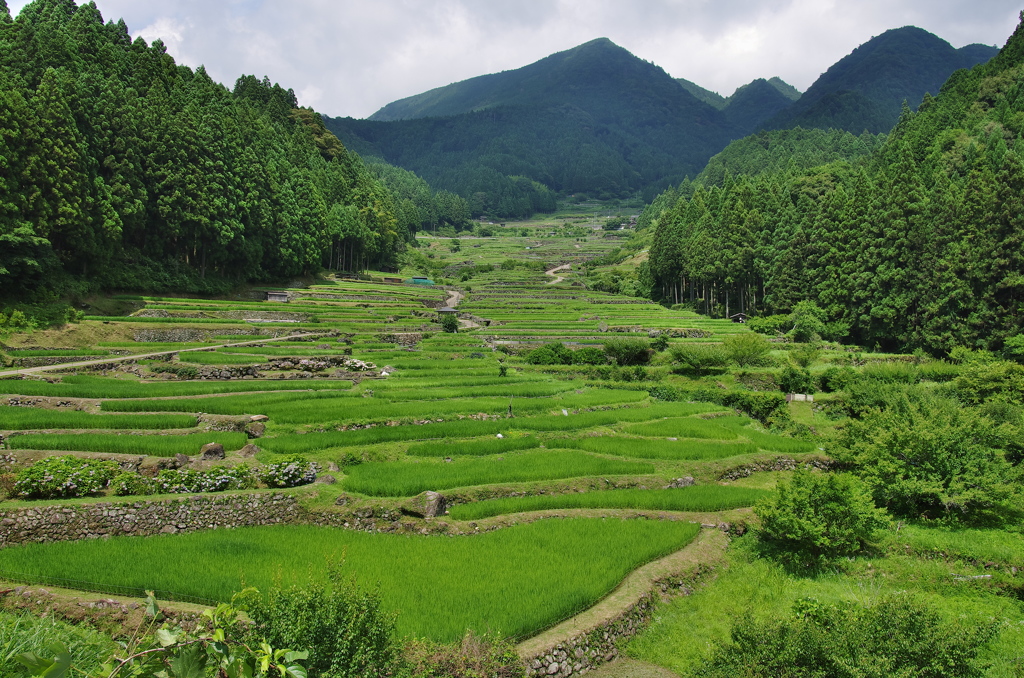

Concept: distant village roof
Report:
left=438, top=307, right=458, bottom=314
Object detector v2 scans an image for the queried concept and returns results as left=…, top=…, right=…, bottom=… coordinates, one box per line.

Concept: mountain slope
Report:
left=722, top=78, right=797, bottom=134
left=327, top=39, right=738, bottom=207
left=766, top=26, right=998, bottom=133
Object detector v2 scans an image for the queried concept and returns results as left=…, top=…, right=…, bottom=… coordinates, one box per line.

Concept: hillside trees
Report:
left=0, top=0, right=407, bottom=301
left=642, top=14, right=1024, bottom=353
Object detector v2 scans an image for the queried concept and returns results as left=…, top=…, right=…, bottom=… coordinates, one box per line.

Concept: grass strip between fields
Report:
left=448, top=486, right=768, bottom=520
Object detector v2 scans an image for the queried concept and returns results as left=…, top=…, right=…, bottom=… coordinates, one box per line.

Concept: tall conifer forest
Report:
left=0, top=0, right=411, bottom=300
left=644, top=14, right=1024, bottom=354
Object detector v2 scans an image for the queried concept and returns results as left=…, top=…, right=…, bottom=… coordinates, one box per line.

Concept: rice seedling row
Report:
left=0, top=410, right=197, bottom=431
left=7, top=432, right=250, bottom=457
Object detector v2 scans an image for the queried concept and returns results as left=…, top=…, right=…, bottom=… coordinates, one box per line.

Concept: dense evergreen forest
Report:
left=643, top=14, right=1024, bottom=354
left=0, top=0, right=420, bottom=303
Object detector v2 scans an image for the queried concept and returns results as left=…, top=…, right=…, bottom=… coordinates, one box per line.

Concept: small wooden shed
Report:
left=438, top=307, right=458, bottom=315
left=383, top=276, right=403, bottom=284
left=265, top=291, right=289, bottom=303
left=729, top=313, right=749, bottom=323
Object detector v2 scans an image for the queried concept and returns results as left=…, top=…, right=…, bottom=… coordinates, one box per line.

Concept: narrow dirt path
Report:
left=445, top=289, right=464, bottom=307
left=545, top=263, right=571, bottom=285
left=517, top=528, right=728, bottom=659
left=0, top=332, right=326, bottom=378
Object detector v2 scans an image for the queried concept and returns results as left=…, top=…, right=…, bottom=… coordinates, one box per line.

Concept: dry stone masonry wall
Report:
left=0, top=493, right=299, bottom=546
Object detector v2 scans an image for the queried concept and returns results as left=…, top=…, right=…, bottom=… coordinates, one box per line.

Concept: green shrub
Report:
left=789, top=343, right=820, bottom=368
left=154, top=466, right=259, bottom=493
left=260, top=458, right=319, bottom=488
left=669, top=344, right=728, bottom=376
left=789, top=301, right=827, bottom=342
left=111, top=472, right=155, bottom=496
left=603, top=338, right=651, bottom=366
left=746, top=313, right=790, bottom=335
left=696, top=594, right=997, bottom=678
left=14, top=456, right=120, bottom=499
left=833, top=395, right=1021, bottom=524
left=403, top=632, right=523, bottom=678
left=778, top=366, right=815, bottom=394
left=817, top=366, right=856, bottom=393
left=241, top=566, right=400, bottom=678
left=439, top=314, right=459, bottom=333
left=571, top=346, right=607, bottom=365
left=755, top=470, right=890, bottom=566
left=722, top=333, right=771, bottom=367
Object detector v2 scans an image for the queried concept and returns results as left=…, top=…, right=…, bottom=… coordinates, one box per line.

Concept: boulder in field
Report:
left=200, top=443, right=225, bottom=460
left=403, top=491, right=447, bottom=518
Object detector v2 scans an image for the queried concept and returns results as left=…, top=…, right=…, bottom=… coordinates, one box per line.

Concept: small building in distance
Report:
left=265, top=291, right=289, bottom=303
left=382, top=276, right=403, bottom=284
left=728, top=313, right=749, bottom=323
left=407, top=276, right=435, bottom=286
left=438, top=307, right=458, bottom=315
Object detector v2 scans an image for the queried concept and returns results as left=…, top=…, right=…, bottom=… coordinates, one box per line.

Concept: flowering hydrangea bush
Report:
left=260, top=458, right=319, bottom=488
left=14, top=455, right=120, bottom=499
left=113, top=466, right=258, bottom=496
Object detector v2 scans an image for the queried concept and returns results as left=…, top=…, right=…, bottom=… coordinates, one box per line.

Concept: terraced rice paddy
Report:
left=0, top=520, right=700, bottom=641
left=0, top=230, right=823, bottom=645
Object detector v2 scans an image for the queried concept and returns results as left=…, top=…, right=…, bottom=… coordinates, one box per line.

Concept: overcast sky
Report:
left=8, top=1, right=1022, bottom=118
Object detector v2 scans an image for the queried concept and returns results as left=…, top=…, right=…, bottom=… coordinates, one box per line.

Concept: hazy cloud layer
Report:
left=8, top=0, right=1021, bottom=117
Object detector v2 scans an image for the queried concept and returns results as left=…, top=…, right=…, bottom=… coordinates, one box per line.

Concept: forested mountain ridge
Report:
left=643, top=13, right=1024, bottom=355
left=0, top=0, right=414, bottom=304
left=765, top=26, right=998, bottom=133
left=327, top=28, right=995, bottom=218
left=325, top=38, right=739, bottom=210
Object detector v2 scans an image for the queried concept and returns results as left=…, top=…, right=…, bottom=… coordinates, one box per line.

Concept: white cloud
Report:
left=5, top=0, right=1021, bottom=117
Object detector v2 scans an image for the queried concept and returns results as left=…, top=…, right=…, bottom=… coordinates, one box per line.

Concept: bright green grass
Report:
left=0, top=520, right=699, bottom=642
left=0, top=409, right=196, bottom=431
left=555, top=437, right=758, bottom=461
left=406, top=437, right=541, bottom=457
left=449, top=486, right=767, bottom=520
left=626, top=536, right=1024, bottom=677
left=341, top=451, right=654, bottom=496
left=886, top=524, right=1024, bottom=565
left=618, top=418, right=739, bottom=440
left=6, top=432, right=249, bottom=457
left=0, top=376, right=352, bottom=399
left=0, top=610, right=116, bottom=677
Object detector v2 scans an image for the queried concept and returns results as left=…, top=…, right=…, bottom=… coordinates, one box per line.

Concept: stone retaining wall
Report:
left=522, top=564, right=710, bottom=677
left=0, top=493, right=299, bottom=546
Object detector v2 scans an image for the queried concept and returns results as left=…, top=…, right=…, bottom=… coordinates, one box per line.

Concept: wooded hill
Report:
left=324, top=29, right=995, bottom=217
left=0, top=0, right=417, bottom=303
left=642, top=14, right=1024, bottom=354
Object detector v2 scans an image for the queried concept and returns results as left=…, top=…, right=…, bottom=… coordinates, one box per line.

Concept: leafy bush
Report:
left=789, top=301, right=827, bottom=342
left=778, top=366, right=815, bottom=394
left=111, top=472, right=156, bottom=496
left=571, top=346, right=608, bottom=365
left=816, top=366, right=856, bottom=393
left=439, top=314, right=459, bottom=333
left=649, top=335, right=670, bottom=352
left=669, top=344, right=728, bottom=376
left=833, top=395, right=1021, bottom=524
left=860, top=361, right=921, bottom=384
left=746, top=313, right=790, bottom=335
left=603, top=337, right=652, bottom=366
left=789, top=343, right=820, bottom=368
left=722, top=333, right=771, bottom=366
left=696, top=594, right=997, bottom=678
left=755, top=470, right=890, bottom=566
left=240, top=566, right=400, bottom=678
left=260, top=458, right=319, bottom=488
left=14, top=456, right=119, bottom=499
left=946, top=360, right=1024, bottom=406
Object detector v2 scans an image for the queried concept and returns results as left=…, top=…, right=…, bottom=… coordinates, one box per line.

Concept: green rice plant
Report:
left=406, top=437, right=541, bottom=456
left=554, top=436, right=758, bottom=460
left=83, top=316, right=244, bottom=324
left=0, top=409, right=197, bottom=430
left=0, top=375, right=352, bottom=399
left=101, top=390, right=361, bottom=415
left=341, top=451, right=654, bottom=496
left=885, top=524, right=1024, bottom=565
left=6, top=349, right=110, bottom=357
left=715, top=417, right=816, bottom=454
left=6, top=432, right=249, bottom=457
left=178, top=352, right=269, bottom=365
left=619, top=418, right=740, bottom=440
left=449, top=486, right=769, bottom=520
left=0, top=520, right=698, bottom=642
left=376, top=382, right=580, bottom=401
